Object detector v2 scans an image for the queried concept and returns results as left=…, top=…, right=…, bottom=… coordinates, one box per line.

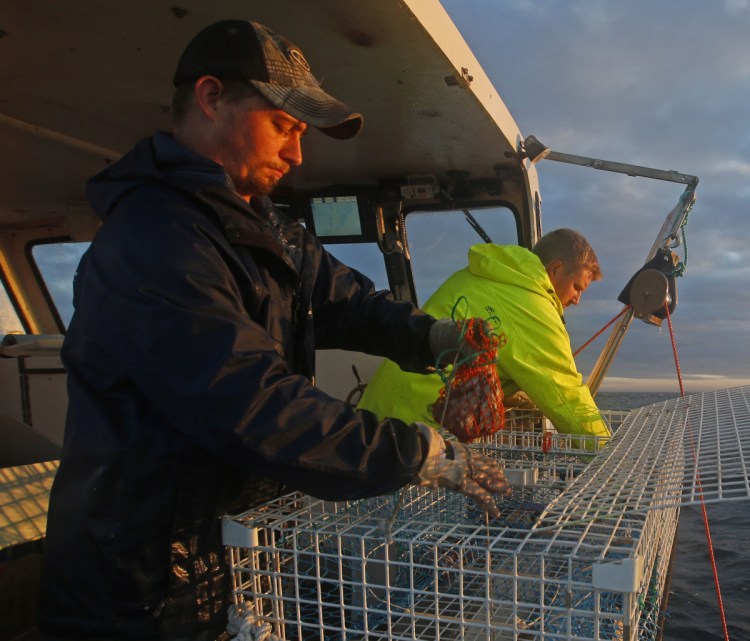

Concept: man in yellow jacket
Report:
left=358, top=228, right=611, bottom=443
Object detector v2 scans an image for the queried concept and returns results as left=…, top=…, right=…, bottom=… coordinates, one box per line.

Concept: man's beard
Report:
left=230, top=163, right=287, bottom=200
left=233, top=173, right=280, bottom=199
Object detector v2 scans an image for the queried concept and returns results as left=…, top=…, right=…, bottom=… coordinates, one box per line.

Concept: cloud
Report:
left=725, top=0, right=750, bottom=14
left=599, top=376, right=750, bottom=393
left=703, top=158, right=750, bottom=179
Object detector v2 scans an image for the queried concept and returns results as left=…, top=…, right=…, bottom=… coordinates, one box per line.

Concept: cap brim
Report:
left=250, top=80, right=363, bottom=140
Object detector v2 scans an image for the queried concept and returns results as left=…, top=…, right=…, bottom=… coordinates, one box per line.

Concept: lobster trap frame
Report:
left=223, top=406, right=682, bottom=641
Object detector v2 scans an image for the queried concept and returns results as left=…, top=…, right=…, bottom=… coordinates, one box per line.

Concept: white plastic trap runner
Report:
left=223, top=387, right=750, bottom=641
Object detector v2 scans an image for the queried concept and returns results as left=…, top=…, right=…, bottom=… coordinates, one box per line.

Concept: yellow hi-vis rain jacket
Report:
left=358, top=243, right=610, bottom=441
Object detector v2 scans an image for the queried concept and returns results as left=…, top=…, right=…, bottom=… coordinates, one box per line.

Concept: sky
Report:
left=439, top=0, right=750, bottom=393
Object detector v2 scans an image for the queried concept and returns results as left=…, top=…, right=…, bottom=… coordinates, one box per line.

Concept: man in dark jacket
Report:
left=38, top=20, right=509, bottom=641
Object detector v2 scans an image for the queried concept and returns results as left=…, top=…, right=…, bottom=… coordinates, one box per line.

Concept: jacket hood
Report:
left=86, top=130, right=230, bottom=221
left=467, top=243, right=564, bottom=316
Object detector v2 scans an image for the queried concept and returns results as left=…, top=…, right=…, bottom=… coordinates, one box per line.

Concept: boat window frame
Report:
left=0, top=267, right=29, bottom=335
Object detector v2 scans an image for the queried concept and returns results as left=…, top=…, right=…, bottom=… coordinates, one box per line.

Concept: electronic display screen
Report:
left=310, top=196, right=362, bottom=237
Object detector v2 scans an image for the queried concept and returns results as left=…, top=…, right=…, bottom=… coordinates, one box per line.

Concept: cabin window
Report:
left=0, top=280, right=24, bottom=335
left=405, top=207, right=518, bottom=302
left=324, top=243, right=390, bottom=292
left=28, top=239, right=389, bottom=331
left=31, top=241, right=89, bottom=328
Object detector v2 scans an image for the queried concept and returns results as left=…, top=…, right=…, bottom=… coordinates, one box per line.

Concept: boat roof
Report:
left=0, top=0, right=533, bottom=226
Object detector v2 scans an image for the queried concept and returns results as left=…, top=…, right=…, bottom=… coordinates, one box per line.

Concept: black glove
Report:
left=429, top=318, right=494, bottom=368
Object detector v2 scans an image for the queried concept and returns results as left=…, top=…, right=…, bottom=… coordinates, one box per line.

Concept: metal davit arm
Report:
left=523, top=135, right=697, bottom=187
left=520, top=135, right=698, bottom=396
left=587, top=182, right=697, bottom=395
left=586, top=306, right=636, bottom=396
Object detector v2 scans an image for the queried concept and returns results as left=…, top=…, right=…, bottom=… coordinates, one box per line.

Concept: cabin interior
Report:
left=0, top=0, right=542, bottom=466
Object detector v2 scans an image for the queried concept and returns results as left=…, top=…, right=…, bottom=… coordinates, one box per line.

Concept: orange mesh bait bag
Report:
left=431, top=316, right=506, bottom=443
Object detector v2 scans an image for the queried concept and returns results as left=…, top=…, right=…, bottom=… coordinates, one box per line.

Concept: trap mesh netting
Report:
left=431, top=316, right=507, bottom=443
left=430, top=308, right=507, bottom=443
left=223, top=387, right=750, bottom=641
left=224, top=408, right=667, bottom=641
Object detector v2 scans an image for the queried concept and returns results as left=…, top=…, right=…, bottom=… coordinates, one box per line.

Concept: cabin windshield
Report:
left=17, top=205, right=519, bottom=331
left=323, top=243, right=389, bottom=292
left=406, top=206, right=517, bottom=303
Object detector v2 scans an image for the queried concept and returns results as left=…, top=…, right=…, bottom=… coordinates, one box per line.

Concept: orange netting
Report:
left=431, top=317, right=506, bottom=443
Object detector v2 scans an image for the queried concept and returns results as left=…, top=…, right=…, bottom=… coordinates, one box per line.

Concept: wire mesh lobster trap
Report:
left=223, top=404, right=689, bottom=641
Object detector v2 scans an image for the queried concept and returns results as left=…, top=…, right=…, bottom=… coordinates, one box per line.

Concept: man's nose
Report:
left=281, top=133, right=303, bottom=166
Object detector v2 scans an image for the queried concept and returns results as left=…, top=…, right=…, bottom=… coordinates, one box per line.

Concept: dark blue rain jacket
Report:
left=38, top=131, right=435, bottom=640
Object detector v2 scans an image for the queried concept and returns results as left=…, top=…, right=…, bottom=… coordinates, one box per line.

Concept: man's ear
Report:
left=546, top=258, right=564, bottom=279
left=193, top=76, right=224, bottom=122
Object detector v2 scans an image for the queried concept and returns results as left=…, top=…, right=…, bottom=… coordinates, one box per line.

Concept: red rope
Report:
left=664, top=303, right=730, bottom=641
left=573, top=305, right=630, bottom=357
left=665, top=304, right=685, bottom=398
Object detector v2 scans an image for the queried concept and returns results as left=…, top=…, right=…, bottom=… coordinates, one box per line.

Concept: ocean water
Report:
left=597, top=392, right=750, bottom=641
